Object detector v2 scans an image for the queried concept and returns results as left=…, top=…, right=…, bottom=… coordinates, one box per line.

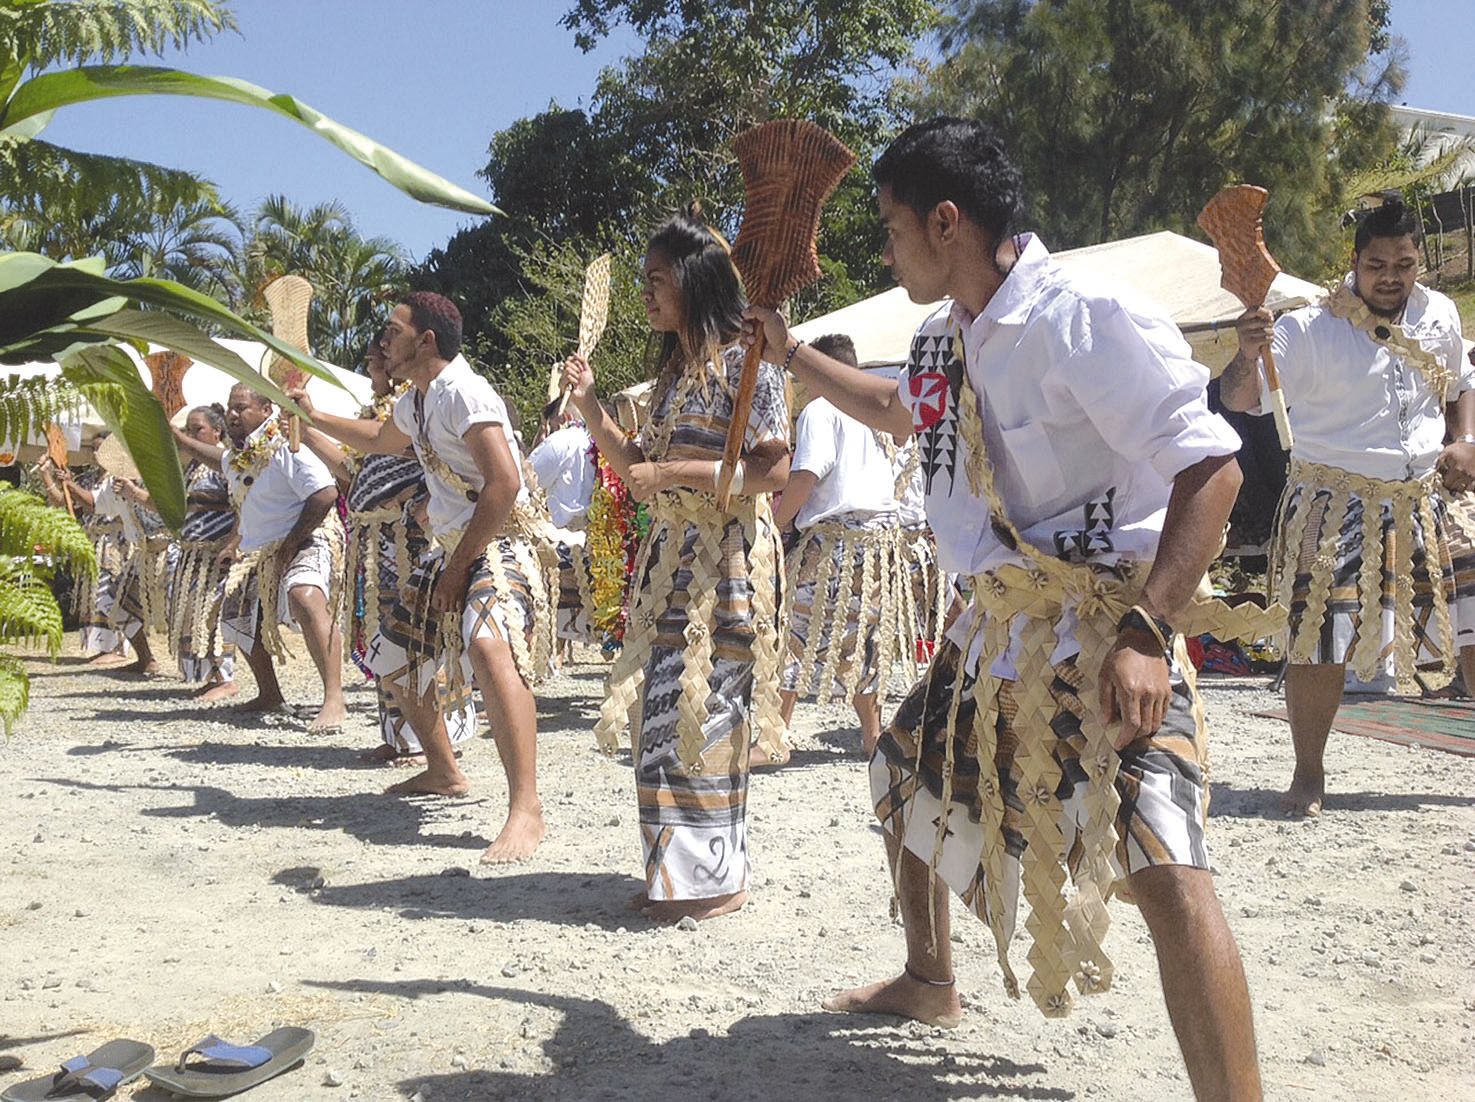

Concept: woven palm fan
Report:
left=1197, top=185, right=1293, bottom=450
left=145, top=350, right=192, bottom=420
left=261, top=274, right=315, bottom=452
left=95, top=433, right=141, bottom=482
left=45, top=423, right=74, bottom=515
left=550, top=252, right=613, bottom=420
left=719, top=119, right=856, bottom=506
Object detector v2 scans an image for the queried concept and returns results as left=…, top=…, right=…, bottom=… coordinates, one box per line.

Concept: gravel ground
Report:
left=1, top=646, right=1472, bottom=1101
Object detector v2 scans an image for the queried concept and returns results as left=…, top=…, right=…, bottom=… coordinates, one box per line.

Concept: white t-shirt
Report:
left=391, top=355, right=526, bottom=535
left=789, top=397, right=898, bottom=529
left=529, top=424, right=595, bottom=529
left=223, top=422, right=336, bottom=552
left=1261, top=279, right=1468, bottom=480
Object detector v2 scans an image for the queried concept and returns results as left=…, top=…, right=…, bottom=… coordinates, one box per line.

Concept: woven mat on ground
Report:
left=1253, top=698, right=1475, bottom=757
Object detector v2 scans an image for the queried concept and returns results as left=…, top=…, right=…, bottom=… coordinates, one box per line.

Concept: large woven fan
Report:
left=145, top=350, right=192, bottom=420
left=1197, top=185, right=1293, bottom=450
left=719, top=119, right=855, bottom=505
left=550, top=252, right=613, bottom=419
left=261, top=274, right=314, bottom=452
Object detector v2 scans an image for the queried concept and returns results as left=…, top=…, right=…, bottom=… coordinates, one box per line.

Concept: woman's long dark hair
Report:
left=645, top=202, right=747, bottom=390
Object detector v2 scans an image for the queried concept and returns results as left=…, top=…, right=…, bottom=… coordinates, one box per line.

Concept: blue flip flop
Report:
left=142, top=1028, right=314, bottom=1098
left=1, top=1039, right=155, bottom=1100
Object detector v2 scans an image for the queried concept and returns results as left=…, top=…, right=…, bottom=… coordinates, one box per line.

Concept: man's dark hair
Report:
left=1354, top=192, right=1424, bottom=252
left=873, top=117, right=1024, bottom=245
left=228, top=382, right=272, bottom=409
left=810, top=333, right=858, bottom=368
left=401, top=291, right=463, bottom=359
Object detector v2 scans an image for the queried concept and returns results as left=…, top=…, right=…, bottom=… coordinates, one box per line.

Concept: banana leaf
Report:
left=2, top=66, right=502, bottom=215
left=59, top=343, right=187, bottom=528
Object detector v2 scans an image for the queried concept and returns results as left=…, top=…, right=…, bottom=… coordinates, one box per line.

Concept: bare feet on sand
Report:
left=480, top=805, right=546, bottom=864
left=358, top=744, right=427, bottom=767
left=234, top=694, right=286, bottom=714
left=822, top=972, right=963, bottom=1028
left=121, top=659, right=161, bottom=676
left=642, top=891, right=748, bottom=923
left=87, top=652, right=129, bottom=668
left=1282, top=773, right=1325, bottom=818
left=386, top=767, right=470, bottom=798
left=195, top=681, right=239, bottom=704
left=308, top=697, right=349, bottom=733
left=626, top=890, right=651, bottom=912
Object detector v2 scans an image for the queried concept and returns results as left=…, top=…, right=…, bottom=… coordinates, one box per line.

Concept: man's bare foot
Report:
left=1282, top=774, right=1325, bottom=818
left=235, top=695, right=286, bottom=714
left=308, top=697, right=349, bottom=733
left=626, top=890, right=651, bottom=912
left=386, top=767, right=470, bottom=797
left=87, top=652, right=129, bottom=668
left=480, top=805, right=546, bottom=864
left=121, top=658, right=161, bottom=676
left=822, top=972, right=963, bottom=1028
left=196, top=680, right=239, bottom=704
left=358, top=744, right=402, bottom=765
left=642, top=890, right=748, bottom=923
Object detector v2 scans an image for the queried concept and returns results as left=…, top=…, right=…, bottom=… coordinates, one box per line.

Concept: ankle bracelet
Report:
left=904, top=962, right=956, bottom=987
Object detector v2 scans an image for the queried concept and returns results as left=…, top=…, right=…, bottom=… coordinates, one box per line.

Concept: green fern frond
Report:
left=2, top=0, right=236, bottom=71
left=0, top=487, right=96, bottom=575
left=0, top=568, right=65, bottom=656
left=0, top=654, right=30, bottom=736
left=0, top=375, right=84, bottom=445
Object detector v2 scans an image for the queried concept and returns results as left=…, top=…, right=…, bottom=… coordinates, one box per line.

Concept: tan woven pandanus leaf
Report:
left=261, top=274, right=314, bottom=451
left=1197, top=185, right=1293, bottom=450
left=552, top=253, right=614, bottom=419
left=45, top=422, right=74, bottom=515
left=145, top=350, right=192, bottom=420
left=719, top=120, right=856, bottom=506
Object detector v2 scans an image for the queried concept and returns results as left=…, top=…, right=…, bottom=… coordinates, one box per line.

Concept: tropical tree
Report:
left=240, top=196, right=409, bottom=368
left=0, top=0, right=500, bottom=732
left=911, top=0, right=1404, bottom=277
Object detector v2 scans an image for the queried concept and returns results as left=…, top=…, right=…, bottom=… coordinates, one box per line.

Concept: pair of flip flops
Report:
left=2, top=1029, right=314, bottom=1100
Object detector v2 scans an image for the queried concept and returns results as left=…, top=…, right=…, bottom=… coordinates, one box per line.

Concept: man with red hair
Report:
left=292, top=292, right=549, bottom=862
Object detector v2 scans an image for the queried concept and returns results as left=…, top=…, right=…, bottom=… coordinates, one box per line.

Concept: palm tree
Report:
left=243, top=196, right=409, bottom=367
left=114, top=191, right=242, bottom=300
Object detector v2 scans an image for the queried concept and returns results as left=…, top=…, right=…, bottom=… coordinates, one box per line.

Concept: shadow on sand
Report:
left=304, top=980, right=1074, bottom=1102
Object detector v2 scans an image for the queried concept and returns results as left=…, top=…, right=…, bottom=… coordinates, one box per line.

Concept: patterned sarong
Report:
left=219, top=521, right=344, bottom=659
left=781, top=518, right=912, bottom=700
left=1270, top=459, right=1473, bottom=687
left=366, top=535, right=542, bottom=701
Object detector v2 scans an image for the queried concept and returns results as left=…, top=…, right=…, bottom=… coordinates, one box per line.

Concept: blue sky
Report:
left=37, top=0, right=1471, bottom=261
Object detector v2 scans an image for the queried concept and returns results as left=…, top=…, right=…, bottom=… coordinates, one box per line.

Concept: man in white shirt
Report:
left=774, top=333, right=906, bottom=759
left=529, top=414, right=599, bottom=648
left=1222, top=195, right=1475, bottom=817
left=217, top=385, right=346, bottom=731
left=745, top=118, right=1263, bottom=1100
left=292, top=292, right=548, bottom=864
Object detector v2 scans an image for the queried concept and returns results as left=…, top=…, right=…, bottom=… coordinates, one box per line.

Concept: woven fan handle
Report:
left=716, top=336, right=764, bottom=508
left=1260, top=346, right=1292, bottom=450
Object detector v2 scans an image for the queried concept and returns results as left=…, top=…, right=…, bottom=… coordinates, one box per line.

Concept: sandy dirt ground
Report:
left=1, top=645, right=1472, bottom=1101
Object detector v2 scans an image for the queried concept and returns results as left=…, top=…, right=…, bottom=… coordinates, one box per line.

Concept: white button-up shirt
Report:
left=392, top=355, right=527, bottom=536
left=1261, top=279, right=1469, bottom=480
left=222, top=422, right=336, bottom=552
left=894, top=234, right=1241, bottom=673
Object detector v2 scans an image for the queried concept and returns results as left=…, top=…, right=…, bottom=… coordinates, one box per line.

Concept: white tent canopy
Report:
left=3, top=339, right=372, bottom=461
left=792, top=230, right=1326, bottom=374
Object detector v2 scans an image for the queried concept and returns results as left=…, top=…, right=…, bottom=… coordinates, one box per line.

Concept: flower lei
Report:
left=226, top=417, right=285, bottom=506
left=584, top=439, right=646, bottom=647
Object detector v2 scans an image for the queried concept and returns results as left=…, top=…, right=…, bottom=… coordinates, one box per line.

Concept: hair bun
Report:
left=1376, top=191, right=1406, bottom=219
left=683, top=199, right=705, bottom=223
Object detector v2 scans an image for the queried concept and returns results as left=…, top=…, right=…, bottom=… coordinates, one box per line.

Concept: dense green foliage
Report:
left=912, top=0, right=1404, bottom=279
